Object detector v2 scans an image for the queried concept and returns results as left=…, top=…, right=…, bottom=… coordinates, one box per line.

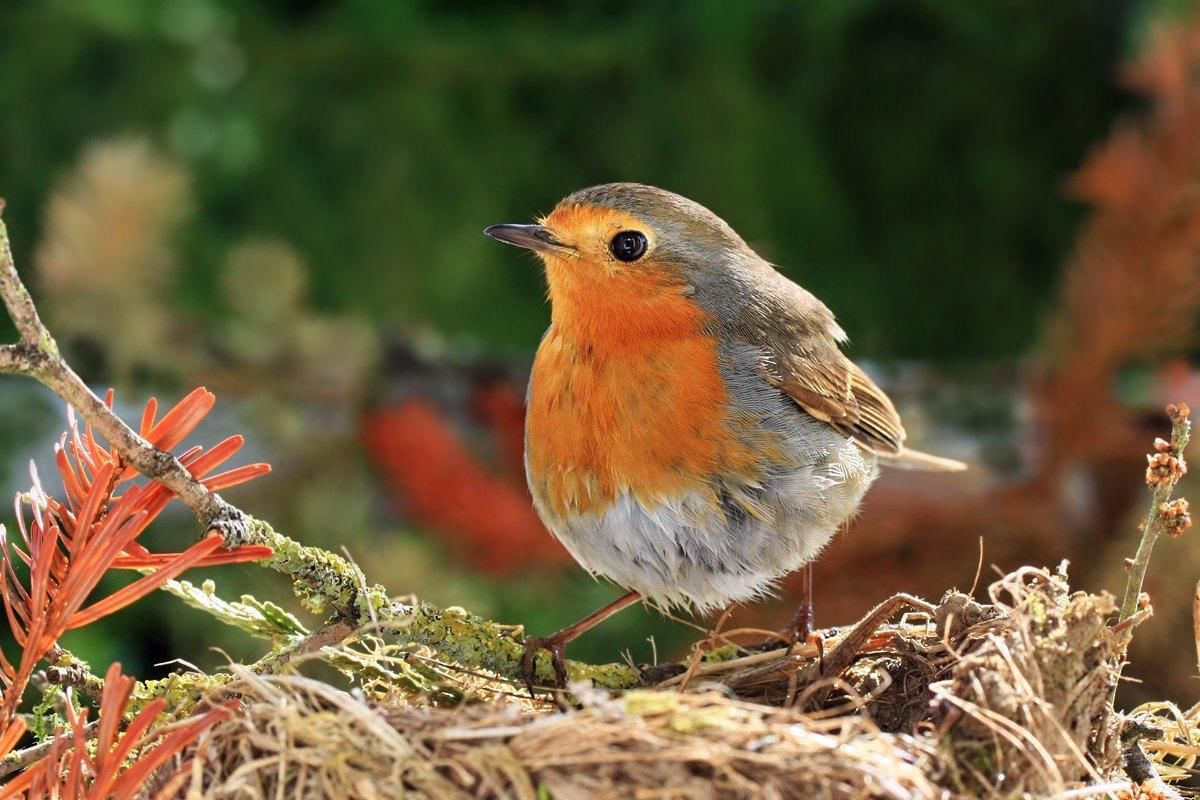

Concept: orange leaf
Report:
left=112, top=544, right=273, bottom=569
left=181, top=435, right=245, bottom=478
left=66, top=534, right=224, bottom=629
left=143, top=388, right=215, bottom=452
left=202, top=463, right=271, bottom=492
left=139, top=396, right=158, bottom=439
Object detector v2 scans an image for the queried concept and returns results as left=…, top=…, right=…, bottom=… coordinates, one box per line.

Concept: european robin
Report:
left=485, top=183, right=965, bottom=689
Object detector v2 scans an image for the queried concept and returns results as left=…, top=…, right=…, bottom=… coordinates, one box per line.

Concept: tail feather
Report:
left=878, top=447, right=967, bottom=472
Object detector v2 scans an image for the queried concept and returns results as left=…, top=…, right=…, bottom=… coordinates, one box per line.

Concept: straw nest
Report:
left=146, top=565, right=1197, bottom=799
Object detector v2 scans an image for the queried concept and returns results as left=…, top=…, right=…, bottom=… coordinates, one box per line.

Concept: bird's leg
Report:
left=520, top=590, right=642, bottom=695
left=779, top=562, right=826, bottom=670
left=786, top=561, right=818, bottom=643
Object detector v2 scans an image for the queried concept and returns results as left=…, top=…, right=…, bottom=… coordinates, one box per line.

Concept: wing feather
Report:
left=746, top=273, right=906, bottom=456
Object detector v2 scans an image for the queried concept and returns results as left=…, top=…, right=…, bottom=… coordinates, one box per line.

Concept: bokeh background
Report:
left=2, top=0, right=1199, bottom=704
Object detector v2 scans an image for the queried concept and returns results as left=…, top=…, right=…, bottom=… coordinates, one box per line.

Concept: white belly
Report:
left=532, top=433, right=876, bottom=613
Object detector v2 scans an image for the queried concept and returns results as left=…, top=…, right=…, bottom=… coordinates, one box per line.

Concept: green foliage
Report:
left=160, top=578, right=310, bottom=644
left=0, top=0, right=1132, bottom=358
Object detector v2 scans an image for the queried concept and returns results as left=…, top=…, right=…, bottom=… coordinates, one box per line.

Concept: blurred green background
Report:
left=0, top=0, right=1167, bottom=682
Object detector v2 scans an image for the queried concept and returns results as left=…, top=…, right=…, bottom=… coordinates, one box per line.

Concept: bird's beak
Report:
left=483, top=224, right=574, bottom=256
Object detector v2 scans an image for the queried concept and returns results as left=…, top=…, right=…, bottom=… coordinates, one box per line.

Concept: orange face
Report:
left=515, top=202, right=762, bottom=518
left=532, top=203, right=695, bottom=348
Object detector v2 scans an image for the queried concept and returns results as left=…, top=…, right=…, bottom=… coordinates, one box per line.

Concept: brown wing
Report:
left=746, top=272, right=907, bottom=456
left=774, top=355, right=905, bottom=455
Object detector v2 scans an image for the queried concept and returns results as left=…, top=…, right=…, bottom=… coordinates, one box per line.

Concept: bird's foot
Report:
left=784, top=607, right=825, bottom=664
left=520, top=633, right=569, bottom=696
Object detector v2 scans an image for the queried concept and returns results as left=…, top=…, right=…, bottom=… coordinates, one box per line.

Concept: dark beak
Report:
left=483, top=224, right=573, bottom=256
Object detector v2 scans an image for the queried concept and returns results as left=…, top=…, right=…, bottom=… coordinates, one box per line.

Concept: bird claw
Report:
left=520, top=634, right=569, bottom=696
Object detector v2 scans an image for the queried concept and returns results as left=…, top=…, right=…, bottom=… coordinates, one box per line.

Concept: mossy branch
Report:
left=384, top=601, right=641, bottom=689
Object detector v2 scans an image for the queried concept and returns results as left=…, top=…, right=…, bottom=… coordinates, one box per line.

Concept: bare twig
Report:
left=0, top=721, right=99, bottom=779
left=1193, top=580, right=1200, bottom=677
left=0, top=344, right=28, bottom=372
left=1119, top=403, right=1192, bottom=624
left=0, top=211, right=50, bottom=344
left=0, top=212, right=230, bottom=526
left=0, top=211, right=375, bottom=625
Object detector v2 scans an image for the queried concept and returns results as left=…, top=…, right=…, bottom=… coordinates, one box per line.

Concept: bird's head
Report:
left=485, top=184, right=760, bottom=340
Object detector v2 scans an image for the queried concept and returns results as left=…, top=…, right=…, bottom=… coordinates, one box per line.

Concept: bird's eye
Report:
left=609, top=230, right=648, bottom=262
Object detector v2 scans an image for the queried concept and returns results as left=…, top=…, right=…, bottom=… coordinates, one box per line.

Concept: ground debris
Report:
left=153, top=566, right=1189, bottom=799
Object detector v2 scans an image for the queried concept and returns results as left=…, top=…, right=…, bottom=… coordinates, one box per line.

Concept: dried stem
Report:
left=0, top=721, right=99, bottom=779
left=1119, top=403, right=1192, bottom=625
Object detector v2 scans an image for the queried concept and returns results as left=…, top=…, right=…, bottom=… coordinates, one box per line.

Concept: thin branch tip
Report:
left=1119, top=401, right=1193, bottom=629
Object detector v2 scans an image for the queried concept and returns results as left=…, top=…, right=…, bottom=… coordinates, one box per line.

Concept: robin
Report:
left=485, top=183, right=965, bottom=690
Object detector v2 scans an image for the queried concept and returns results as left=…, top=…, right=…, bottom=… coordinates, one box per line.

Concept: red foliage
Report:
left=469, top=379, right=528, bottom=480
left=362, top=397, right=571, bottom=575
left=2, top=663, right=236, bottom=800
left=1038, top=18, right=1200, bottom=473
left=0, top=388, right=271, bottom=795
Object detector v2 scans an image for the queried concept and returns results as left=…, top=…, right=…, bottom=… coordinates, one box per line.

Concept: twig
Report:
left=0, top=213, right=228, bottom=526
left=45, top=647, right=105, bottom=704
left=0, top=720, right=99, bottom=779
left=794, top=593, right=934, bottom=710
left=1193, top=579, right=1200, bottom=679
left=0, top=211, right=376, bottom=623
left=1118, top=403, right=1192, bottom=624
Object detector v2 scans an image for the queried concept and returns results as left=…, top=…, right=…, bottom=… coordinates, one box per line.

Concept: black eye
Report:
left=609, top=230, right=648, bottom=262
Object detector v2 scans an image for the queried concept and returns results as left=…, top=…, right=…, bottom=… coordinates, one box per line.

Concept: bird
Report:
left=484, top=183, right=965, bottom=690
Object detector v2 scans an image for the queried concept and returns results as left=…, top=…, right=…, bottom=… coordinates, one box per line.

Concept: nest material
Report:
left=156, top=567, right=1163, bottom=799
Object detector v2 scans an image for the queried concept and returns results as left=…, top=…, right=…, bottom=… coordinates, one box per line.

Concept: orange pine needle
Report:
left=143, top=387, right=215, bottom=452
left=66, top=534, right=225, bottom=629
left=202, top=463, right=271, bottom=492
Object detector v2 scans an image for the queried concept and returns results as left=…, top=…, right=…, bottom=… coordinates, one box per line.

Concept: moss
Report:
left=701, top=644, right=740, bottom=664
left=242, top=517, right=388, bottom=623
left=216, top=517, right=643, bottom=689
left=393, top=602, right=640, bottom=690
left=131, top=671, right=233, bottom=716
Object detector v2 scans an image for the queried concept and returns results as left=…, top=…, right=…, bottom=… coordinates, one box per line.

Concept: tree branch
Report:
left=0, top=344, right=30, bottom=373
left=0, top=214, right=231, bottom=525
left=0, top=721, right=99, bottom=779
left=0, top=204, right=51, bottom=347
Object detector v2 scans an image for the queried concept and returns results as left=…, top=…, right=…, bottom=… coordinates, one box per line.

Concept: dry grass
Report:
left=143, top=564, right=1189, bottom=800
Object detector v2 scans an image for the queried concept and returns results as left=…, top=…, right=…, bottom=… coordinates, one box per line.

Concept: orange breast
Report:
left=527, top=282, right=760, bottom=518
